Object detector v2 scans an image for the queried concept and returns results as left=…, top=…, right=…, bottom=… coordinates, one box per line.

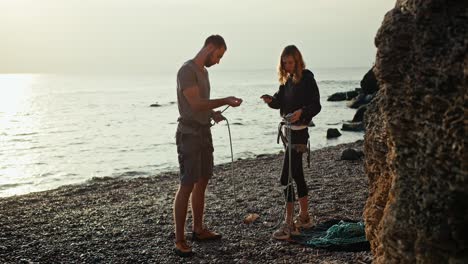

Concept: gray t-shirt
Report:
left=176, top=60, right=211, bottom=134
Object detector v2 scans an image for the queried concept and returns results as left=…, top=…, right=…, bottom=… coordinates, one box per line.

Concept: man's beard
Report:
left=204, top=52, right=215, bottom=67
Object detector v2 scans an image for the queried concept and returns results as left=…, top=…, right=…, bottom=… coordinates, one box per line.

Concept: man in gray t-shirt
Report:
left=173, top=35, right=242, bottom=257
left=176, top=59, right=212, bottom=134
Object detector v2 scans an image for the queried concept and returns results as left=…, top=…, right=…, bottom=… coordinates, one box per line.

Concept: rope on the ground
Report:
left=291, top=219, right=370, bottom=251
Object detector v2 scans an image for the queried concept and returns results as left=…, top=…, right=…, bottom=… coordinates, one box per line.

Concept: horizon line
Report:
left=0, top=65, right=372, bottom=75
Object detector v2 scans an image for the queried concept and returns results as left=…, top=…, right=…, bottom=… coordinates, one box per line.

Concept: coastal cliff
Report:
left=363, top=1, right=467, bottom=263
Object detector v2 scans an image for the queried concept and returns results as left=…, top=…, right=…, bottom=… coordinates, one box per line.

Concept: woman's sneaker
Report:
left=272, top=222, right=300, bottom=240
left=294, top=214, right=314, bottom=229
left=174, top=240, right=193, bottom=257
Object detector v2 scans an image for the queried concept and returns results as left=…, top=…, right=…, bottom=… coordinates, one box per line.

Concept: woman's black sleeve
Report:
left=301, top=74, right=321, bottom=121
left=268, top=87, right=282, bottom=109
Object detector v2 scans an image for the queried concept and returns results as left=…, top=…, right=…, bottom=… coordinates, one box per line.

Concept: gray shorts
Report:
left=176, top=130, right=214, bottom=185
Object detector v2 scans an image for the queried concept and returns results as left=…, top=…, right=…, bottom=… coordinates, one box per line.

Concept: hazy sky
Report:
left=0, top=0, right=395, bottom=73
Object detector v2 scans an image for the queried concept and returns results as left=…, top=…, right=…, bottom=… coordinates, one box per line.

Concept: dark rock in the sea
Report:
left=232, top=122, right=243, bottom=125
left=150, top=103, right=161, bottom=107
left=308, top=120, right=315, bottom=127
left=342, top=122, right=365, bottom=132
left=328, top=92, right=346, bottom=101
left=363, top=1, right=466, bottom=263
left=341, top=148, right=364, bottom=160
left=327, top=128, right=342, bottom=139
left=327, top=91, right=359, bottom=101
left=352, top=105, right=367, bottom=123
left=360, top=67, right=379, bottom=95
left=347, top=91, right=359, bottom=100
left=347, top=94, right=374, bottom=109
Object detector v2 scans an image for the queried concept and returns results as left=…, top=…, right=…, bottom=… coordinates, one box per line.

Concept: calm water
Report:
left=0, top=68, right=367, bottom=197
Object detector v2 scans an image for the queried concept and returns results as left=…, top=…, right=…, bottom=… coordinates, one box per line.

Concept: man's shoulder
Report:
left=178, top=61, right=196, bottom=76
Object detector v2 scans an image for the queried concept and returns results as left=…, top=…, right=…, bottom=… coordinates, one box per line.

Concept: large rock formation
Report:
left=363, top=1, right=467, bottom=263
left=360, top=66, right=379, bottom=95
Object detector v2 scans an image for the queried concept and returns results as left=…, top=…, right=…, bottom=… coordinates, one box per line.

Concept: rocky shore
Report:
left=0, top=140, right=371, bottom=263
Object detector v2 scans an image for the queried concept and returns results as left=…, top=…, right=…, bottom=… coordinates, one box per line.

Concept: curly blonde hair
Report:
left=277, top=45, right=306, bottom=85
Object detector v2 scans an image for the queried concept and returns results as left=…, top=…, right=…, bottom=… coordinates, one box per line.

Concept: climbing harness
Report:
left=277, top=121, right=311, bottom=168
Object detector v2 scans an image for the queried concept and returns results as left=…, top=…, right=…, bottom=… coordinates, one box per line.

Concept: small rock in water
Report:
left=327, top=128, right=342, bottom=139
left=342, top=122, right=365, bottom=132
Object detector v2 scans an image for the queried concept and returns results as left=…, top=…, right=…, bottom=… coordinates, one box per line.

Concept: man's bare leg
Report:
left=191, top=177, right=209, bottom=233
left=174, top=183, right=194, bottom=242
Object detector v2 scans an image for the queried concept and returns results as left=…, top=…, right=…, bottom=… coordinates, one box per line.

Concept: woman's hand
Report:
left=260, top=94, right=273, bottom=104
left=289, top=109, right=303, bottom=123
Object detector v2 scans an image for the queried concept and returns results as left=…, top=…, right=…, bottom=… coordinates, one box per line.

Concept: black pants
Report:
left=280, top=128, right=309, bottom=202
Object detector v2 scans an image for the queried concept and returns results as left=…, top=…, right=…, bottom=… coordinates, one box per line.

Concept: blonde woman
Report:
left=261, top=45, right=321, bottom=240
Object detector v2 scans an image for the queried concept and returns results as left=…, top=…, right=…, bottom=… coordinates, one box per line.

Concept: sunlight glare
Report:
left=0, top=74, right=35, bottom=117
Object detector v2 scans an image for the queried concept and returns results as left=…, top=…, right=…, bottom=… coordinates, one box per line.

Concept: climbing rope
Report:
left=212, top=106, right=239, bottom=222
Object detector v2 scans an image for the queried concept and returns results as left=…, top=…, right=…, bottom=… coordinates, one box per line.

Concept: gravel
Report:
left=0, top=140, right=372, bottom=263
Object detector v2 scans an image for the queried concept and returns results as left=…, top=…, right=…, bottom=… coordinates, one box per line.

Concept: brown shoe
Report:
left=192, top=228, right=222, bottom=241
left=174, top=240, right=193, bottom=257
left=294, top=214, right=315, bottom=229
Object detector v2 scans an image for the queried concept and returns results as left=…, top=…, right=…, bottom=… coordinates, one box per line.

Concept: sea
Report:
left=0, top=67, right=367, bottom=197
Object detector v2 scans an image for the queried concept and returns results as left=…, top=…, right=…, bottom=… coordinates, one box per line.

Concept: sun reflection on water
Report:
left=0, top=74, right=38, bottom=197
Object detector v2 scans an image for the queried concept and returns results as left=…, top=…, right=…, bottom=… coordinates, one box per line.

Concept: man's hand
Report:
left=260, top=94, right=273, bottom=104
left=289, top=109, right=303, bottom=123
left=211, top=111, right=225, bottom=123
left=225, top=96, right=243, bottom=107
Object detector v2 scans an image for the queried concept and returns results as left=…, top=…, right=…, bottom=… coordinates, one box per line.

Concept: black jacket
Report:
left=268, top=69, right=321, bottom=125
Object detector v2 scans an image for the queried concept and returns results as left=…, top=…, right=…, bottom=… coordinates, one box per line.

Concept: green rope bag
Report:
left=291, top=219, right=370, bottom=252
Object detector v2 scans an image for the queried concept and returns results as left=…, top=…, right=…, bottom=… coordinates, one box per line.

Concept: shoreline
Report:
left=0, top=140, right=371, bottom=263
left=0, top=133, right=364, bottom=199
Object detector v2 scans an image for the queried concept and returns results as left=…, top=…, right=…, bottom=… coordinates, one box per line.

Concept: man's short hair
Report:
left=204, top=35, right=227, bottom=50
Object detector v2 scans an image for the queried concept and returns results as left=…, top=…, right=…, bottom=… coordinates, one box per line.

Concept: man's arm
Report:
left=183, top=85, right=242, bottom=112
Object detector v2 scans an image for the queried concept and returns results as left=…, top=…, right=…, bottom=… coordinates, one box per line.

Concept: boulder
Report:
left=342, top=122, right=365, bottom=132
left=326, top=128, right=341, bottom=139
left=327, top=92, right=347, bottom=101
left=352, top=105, right=367, bottom=122
left=360, top=67, right=379, bottom=95
left=327, top=90, right=359, bottom=101
left=347, top=93, right=374, bottom=109
left=340, top=148, right=364, bottom=160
